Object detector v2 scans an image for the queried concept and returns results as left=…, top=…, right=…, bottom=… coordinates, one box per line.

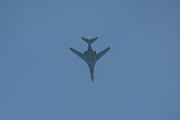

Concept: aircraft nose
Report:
left=91, top=77, right=94, bottom=82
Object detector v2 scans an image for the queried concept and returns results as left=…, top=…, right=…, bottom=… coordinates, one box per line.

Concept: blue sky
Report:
left=0, top=0, right=180, bottom=120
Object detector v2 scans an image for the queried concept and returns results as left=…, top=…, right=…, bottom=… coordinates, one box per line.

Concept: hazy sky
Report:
left=0, top=0, right=180, bottom=120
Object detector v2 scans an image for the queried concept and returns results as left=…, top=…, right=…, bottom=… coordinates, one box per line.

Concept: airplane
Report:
left=69, top=37, right=110, bottom=82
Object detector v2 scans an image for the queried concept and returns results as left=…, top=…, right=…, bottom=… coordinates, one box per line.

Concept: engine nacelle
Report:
left=93, top=50, right=96, bottom=59
left=84, top=51, right=88, bottom=60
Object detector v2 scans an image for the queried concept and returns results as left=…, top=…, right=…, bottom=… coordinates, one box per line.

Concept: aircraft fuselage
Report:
left=84, top=42, right=97, bottom=81
left=69, top=37, right=110, bottom=82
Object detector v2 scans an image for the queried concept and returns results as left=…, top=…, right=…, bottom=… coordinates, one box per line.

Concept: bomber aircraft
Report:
left=69, top=37, right=110, bottom=82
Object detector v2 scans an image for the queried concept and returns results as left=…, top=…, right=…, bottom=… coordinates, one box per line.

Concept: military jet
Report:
left=69, top=37, right=110, bottom=82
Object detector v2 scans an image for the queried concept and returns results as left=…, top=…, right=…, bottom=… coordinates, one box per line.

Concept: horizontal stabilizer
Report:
left=90, top=37, right=98, bottom=43
left=81, top=37, right=98, bottom=44
left=81, top=37, right=89, bottom=43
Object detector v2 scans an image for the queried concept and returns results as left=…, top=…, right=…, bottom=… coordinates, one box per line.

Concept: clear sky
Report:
left=0, top=0, right=180, bottom=120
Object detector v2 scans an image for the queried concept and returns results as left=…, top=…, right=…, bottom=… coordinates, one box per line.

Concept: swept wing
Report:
left=96, top=47, right=110, bottom=61
left=69, top=47, right=84, bottom=61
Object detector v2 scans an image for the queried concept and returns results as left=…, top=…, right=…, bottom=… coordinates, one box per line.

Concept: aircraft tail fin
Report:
left=81, top=37, right=98, bottom=44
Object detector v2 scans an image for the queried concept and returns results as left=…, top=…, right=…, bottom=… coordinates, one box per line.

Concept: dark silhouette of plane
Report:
left=69, top=37, right=110, bottom=82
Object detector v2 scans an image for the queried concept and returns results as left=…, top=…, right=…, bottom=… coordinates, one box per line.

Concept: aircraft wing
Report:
left=96, top=47, right=110, bottom=61
left=70, top=47, right=85, bottom=61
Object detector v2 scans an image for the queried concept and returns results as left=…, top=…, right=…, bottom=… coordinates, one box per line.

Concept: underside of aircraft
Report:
left=70, top=37, right=110, bottom=82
